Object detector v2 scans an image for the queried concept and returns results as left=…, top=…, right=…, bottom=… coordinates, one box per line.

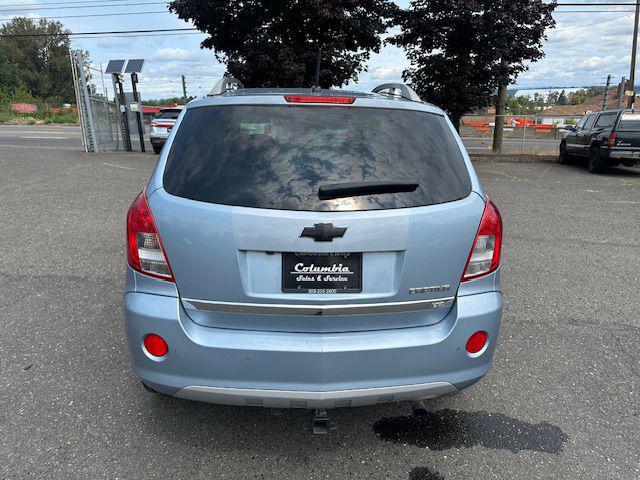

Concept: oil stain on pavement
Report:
left=409, top=467, right=445, bottom=480
left=373, top=409, right=568, bottom=454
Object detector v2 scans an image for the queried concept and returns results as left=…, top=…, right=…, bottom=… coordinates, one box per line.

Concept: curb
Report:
left=469, top=154, right=557, bottom=164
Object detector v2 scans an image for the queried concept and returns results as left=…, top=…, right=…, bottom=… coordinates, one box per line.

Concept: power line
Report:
left=0, top=10, right=169, bottom=21
left=69, top=31, right=203, bottom=39
left=0, top=27, right=196, bottom=37
left=0, top=1, right=167, bottom=12
left=555, top=9, right=636, bottom=11
left=0, top=0, right=635, bottom=12
left=555, top=13, right=634, bottom=30
left=3, top=8, right=636, bottom=20
left=0, top=0, right=128, bottom=6
left=556, top=2, right=640, bottom=4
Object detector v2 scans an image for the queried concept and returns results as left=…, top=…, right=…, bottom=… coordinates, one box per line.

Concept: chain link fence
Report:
left=89, top=96, right=119, bottom=151
left=460, top=114, right=584, bottom=155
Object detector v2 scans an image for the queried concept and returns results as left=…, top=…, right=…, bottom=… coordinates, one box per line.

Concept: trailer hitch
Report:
left=311, top=408, right=331, bottom=434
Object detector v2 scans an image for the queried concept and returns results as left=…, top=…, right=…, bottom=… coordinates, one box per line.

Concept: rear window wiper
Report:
left=318, top=181, right=419, bottom=200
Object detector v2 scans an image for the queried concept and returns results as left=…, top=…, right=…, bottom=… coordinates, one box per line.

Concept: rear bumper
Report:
left=124, top=291, right=502, bottom=408
left=149, top=134, right=169, bottom=145
left=177, top=382, right=457, bottom=409
left=606, top=149, right=640, bottom=163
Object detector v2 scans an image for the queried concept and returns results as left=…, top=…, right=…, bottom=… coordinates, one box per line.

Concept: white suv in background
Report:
left=149, top=107, right=183, bottom=154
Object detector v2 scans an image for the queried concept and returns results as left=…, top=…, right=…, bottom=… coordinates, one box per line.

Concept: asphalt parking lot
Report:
left=1, top=126, right=639, bottom=479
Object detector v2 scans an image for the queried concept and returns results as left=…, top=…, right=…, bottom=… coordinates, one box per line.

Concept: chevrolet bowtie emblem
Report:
left=300, top=223, right=347, bottom=242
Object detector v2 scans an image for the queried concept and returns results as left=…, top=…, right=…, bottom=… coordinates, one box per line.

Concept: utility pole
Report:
left=629, top=0, right=640, bottom=108
left=492, top=59, right=508, bottom=154
left=181, top=75, right=188, bottom=104
left=100, top=62, right=107, bottom=98
left=602, top=74, right=612, bottom=111
left=618, top=76, right=626, bottom=109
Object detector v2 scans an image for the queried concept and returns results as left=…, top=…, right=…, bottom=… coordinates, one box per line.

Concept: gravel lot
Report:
left=1, top=127, right=639, bottom=479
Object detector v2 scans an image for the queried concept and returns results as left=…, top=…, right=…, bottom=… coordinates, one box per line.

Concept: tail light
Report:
left=462, top=197, right=503, bottom=281
left=151, top=122, right=173, bottom=129
left=607, top=132, right=618, bottom=148
left=126, top=192, right=174, bottom=282
left=284, top=95, right=355, bottom=104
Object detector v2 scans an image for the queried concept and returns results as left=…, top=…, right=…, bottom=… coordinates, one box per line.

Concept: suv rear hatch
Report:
left=150, top=109, right=181, bottom=136
left=614, top=112, right=640, bottom=151
left=149, top=102, right=484, bottom=333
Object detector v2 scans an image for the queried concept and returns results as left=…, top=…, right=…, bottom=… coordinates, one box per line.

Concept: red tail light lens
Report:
left=466, top=331, right=488, bottom=354
left=462, top=197, right=503, bottom=281
left=144, top=334, right=168, bottom=357
left=126, top=192, right=174, bottom=281
left=284, top=95, right=355, bottom=104
left=607, top=132, right=617, bottom=147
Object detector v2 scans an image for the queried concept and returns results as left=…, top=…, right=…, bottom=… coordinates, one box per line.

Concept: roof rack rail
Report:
left=372, top=83, right=422, bottom=102
left=208, top=76, right=244, bottom=96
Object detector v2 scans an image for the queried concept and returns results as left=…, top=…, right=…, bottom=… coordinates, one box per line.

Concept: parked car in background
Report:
left=124, top=79, right=503, bottom=432
left=149, top=107, right=183, bottom=154
left=560, top=109, right=640, bottom=173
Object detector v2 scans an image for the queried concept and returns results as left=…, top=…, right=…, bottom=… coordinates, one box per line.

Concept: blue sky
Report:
left=0, top=0, right=636, bottom=99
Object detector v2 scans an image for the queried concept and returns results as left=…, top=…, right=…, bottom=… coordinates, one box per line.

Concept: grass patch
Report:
left=49, top=114, right=78, bottom=124
left=0, top=111, right=79, bottom=125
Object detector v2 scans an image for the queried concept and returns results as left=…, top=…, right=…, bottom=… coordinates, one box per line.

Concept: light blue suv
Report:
left=124, top=78, right=503, bottom=429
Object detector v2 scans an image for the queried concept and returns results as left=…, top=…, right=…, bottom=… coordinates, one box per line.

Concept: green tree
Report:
left=0, top=18, right=74, bottom=102
left=169, top=0, right=398, bottom=88
left=585, top=86, right=604, bottom=98
left=11, top=88, right=38, bottom=104
left=142, top=96, right=195, bottom=106
left=557, top=89, right=567, bottom=105
left=569, top=89, right=587, bottom=105
left=0, top=45, right=23, bottom=96
left=390, top=0, right=556, bottom=130
left=508, top=94, right=542, bottom=115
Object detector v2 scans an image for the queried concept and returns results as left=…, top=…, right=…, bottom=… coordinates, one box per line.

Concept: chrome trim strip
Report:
left=175, top=381, right=457, bottom=408
left=181, top=296, right=455, bottom=316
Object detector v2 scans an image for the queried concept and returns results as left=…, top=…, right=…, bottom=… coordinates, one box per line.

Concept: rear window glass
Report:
left=583, top=115, right=596, bottom=130
left=156, top=109, right=181, bottom=120
left=163, top=105, right=471, bottom=212
left=595, top=113, right=617, bottom=128
left=619, top=113, right=640, bottom=130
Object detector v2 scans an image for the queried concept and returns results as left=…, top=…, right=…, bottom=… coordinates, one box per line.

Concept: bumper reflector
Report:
left=144, top=334, right=168, bottom=357
left=466, top=331, right=488, bottom=354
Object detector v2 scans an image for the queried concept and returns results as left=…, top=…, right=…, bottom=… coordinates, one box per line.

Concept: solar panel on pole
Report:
left=105, top=59, right=126, bottom=74
left=126, top=59, right=146, bottom=152
left=125, top=59, right=145, bottom=74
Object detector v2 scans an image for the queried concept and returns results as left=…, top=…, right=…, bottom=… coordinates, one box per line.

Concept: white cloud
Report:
left=152, top=48, right=200, bottom=62
left=96, top=39, right=130, bottom=50
left=371, top=66, right=404, bottom=80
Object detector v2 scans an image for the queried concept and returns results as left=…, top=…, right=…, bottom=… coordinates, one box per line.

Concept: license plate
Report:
left=282, top=252, right=362, bottom=294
